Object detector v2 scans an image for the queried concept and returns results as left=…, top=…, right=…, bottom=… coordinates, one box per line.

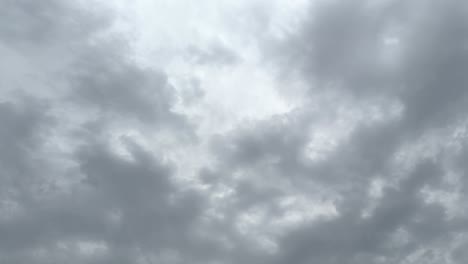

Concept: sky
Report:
left=1, top=0, right=468, bottom=263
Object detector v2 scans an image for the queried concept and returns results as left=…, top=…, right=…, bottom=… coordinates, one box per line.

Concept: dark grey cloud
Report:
left=0, top=136, right=208, bottom=263
left=2, top=0, right=468, bottom=263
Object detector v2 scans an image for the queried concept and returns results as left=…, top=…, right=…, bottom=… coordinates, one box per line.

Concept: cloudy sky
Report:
left=1, top=0, right=468, bottom=263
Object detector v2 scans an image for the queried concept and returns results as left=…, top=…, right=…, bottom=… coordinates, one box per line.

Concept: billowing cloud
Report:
left=1, top=0, right=468, bottom=263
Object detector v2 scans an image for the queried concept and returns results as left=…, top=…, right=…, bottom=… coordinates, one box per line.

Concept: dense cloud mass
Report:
left=1, top=0, right=468, bottom=263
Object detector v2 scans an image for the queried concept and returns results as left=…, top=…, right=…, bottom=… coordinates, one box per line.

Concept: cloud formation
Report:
left=1, top=0, right=468, bottom=263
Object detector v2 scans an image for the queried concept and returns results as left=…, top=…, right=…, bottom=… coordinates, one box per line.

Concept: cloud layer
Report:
left=1, top=0, right=468, bottom=263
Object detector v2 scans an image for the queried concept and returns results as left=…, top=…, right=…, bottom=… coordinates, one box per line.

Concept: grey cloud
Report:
left=399, top=1, right=468, bottom=133
left=75, top=138, right=207, bottom=256
left=275, top=0, right=468, bottom=132
left=67, top=46, right=187, bottom=127
left=0, top=0, right=107, bottom=49
left=271, top=0, right=397, bottom=96
left=3, top=0, right=468, bottom=263
left=0, top=0, right=202, bottom=263
left=201, top=1, right=468, bottom=263
left=0, top=126, right=211, bottom=263
left=0, top=98, right=53, bottom=198
left=274, top=161, right=447, bottom=264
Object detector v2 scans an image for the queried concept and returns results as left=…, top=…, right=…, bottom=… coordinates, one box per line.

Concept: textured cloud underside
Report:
left=1, top=0, right=468, bottom=263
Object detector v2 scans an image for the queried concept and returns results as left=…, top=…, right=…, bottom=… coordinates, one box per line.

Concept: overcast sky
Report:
left=1, top=0, right=468, bottom=263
